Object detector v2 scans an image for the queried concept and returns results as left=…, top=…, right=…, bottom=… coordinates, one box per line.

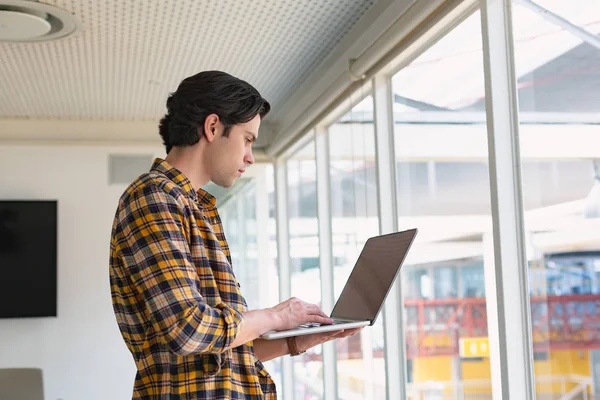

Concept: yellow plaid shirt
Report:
left=109, top=158, right=277, bottom=399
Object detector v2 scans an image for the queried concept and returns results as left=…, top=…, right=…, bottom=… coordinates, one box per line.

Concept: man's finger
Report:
left=312, top=315, right=334, bottom=325
left=306, top=305, right=329, bottom=319
left=336, top=328, right=362, bottom=338
left=328, top=329, right=346, bottom=339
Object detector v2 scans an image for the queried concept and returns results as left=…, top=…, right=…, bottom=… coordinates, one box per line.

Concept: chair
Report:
left=0, top=368, right=44, bottom=400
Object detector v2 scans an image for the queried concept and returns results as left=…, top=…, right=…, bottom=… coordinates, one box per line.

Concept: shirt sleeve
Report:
left=117, top=183, right=244, bottom=356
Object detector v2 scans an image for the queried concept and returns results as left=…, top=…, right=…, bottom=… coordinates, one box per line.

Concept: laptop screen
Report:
left=330, top=229, right=417, bottom=323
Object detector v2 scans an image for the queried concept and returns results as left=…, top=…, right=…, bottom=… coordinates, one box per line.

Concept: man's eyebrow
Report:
left=245, top=131, right=258, bottom=142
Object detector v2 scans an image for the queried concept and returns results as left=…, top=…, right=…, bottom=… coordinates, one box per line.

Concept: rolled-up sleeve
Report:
left=117, top=183, right=244, bottom=355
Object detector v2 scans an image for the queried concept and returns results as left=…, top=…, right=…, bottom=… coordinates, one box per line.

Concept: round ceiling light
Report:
left=0, top=0, right=79, bottom=42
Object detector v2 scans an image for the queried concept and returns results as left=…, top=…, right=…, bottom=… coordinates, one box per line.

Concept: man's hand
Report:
left=230, top=297, right=331, bottom=350
left=252, top=327, right=364, bottom=362
left=268, top=297, right=333, bottom=331
left=294, top=327, right=364, bottom=353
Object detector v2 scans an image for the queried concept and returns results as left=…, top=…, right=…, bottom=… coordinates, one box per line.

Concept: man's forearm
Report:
left=228, top=309, right=280, bottom=349
left=253, top=338, right=289, bottom=362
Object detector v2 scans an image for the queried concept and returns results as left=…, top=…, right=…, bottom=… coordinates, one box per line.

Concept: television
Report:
left=0, top=200, right=58, bottom=318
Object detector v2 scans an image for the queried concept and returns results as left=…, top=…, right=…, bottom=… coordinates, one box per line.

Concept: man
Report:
left=109, top=70, right=361, bottom=399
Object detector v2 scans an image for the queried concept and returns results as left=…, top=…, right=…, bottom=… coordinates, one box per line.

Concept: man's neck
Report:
left=164, top=146, right=210, bottom=192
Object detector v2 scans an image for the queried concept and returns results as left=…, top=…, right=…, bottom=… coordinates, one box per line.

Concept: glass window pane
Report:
left=262, top=164, right=282, bottom=392
left=221, top=168, right=282, bottom=392
left=392, top=10, right=496, bottom=399
left=329, top=94, right=386, bottom=398
left=242, top=184, right=259, bottom=311
left=511, top=1, right=600, bottom=397
left=287, top=139, right=324, bottom=399
left=461, top=263, right=485, bottom=298
left=434, top=267, right=458, bottom=299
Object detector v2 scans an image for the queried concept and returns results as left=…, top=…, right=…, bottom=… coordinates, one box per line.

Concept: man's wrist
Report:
left=251, top=308, right=278, bottom=336
left=286, top=336, right=306, bottom=357
left=264, top=308, right=282, bottom=332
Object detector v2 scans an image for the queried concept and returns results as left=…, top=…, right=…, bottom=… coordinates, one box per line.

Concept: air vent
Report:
left=0, top=0, right=79, bottom=42
left=108, top=154, right=154, bottom=185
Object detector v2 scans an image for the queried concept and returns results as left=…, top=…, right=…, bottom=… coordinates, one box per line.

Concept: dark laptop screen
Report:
left=331, top=229, right=417, bottom=323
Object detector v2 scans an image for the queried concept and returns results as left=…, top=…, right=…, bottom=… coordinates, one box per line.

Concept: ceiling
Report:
left=0, top=0, right=377, bottom=135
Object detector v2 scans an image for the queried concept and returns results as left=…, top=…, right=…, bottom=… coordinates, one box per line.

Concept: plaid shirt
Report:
left=109, top=158, right=277, bottom=399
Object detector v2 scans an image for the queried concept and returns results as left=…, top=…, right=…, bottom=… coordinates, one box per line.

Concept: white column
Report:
left=254, top=165, right=273, bottom=309
left=480, top=0, right=536, bottom=398
left=315, top=126, right=339, bottom=399
left=237, top=192, right=248, bottom=297
left=275, top=160, right=295, bottom=400
left=372, top=72, right=407, bottom=400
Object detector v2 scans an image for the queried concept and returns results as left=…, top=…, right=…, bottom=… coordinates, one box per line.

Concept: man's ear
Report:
left=203, top=113, right=220, bottom=143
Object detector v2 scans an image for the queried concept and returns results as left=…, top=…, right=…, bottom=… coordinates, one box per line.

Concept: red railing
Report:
left=404, top=297, right=488, bottom=358
left=303, top=295, right=600, bottom=361
left=404, top=295, right=600, bottom=358
left=529, top=294, right=600, bottom=352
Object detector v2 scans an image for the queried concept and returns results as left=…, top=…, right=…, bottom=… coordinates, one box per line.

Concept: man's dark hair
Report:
left=158, top=71, right=271, bottom=153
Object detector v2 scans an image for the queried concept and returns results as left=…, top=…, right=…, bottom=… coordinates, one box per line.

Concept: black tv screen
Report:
left=0, top=200, right=57, bottom=318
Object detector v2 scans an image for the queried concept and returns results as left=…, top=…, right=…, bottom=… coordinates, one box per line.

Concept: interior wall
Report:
left=0, top=144, right=163, bottom=400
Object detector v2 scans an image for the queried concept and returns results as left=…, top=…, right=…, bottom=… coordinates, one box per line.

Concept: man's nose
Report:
left=244, top=149, right=254, bottom=165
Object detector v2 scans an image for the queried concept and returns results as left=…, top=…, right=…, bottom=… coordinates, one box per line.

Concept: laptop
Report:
left=260, top=228, right=418, bottom=340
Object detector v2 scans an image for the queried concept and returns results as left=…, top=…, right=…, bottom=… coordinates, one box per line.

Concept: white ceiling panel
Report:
left=0, top=0, right=377, bottom=120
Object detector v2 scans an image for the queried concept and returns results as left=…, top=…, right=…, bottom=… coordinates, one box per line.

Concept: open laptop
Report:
left=260, top=228, right=418, bottom=340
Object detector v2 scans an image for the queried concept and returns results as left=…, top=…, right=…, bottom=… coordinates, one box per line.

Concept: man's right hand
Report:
left=230, top=298, right=333, bottom=349
left=268, top=297, right=333, bottom=331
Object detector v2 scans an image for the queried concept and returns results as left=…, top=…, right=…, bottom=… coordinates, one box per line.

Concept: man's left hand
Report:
left=294, top=327, right=363, bottom=353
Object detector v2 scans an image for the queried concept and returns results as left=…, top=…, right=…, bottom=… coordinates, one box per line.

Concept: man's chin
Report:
left=213, top=179, right=235, bottom=189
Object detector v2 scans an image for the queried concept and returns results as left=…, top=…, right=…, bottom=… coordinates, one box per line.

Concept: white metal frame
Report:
left=271, top=4, right=498, bottom=398
left=274, top=159, right=295, bottom=400
left=335, top=111, right=600, bottom=124
left=253, top=165, right=275, bottom=310
left=315, top=126, right=339, bottom=400
left=320, top=83, right=385, bottom=400
left=480, top=0, right=536, bottom=398
left=372, top=73, right=406, bottom=400
left=516, top=0, right=600, bottom=50
left=236, top=191, right=248, bottom=296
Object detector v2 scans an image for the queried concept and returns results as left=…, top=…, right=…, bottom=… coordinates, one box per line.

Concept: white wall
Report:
left=0, top=144, right=163, bottom=400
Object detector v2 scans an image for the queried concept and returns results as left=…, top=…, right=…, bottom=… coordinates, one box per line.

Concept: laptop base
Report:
left=259, top=319, right=370, bottom=340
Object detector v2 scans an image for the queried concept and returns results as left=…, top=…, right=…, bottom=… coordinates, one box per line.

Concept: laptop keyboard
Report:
left=298, top=322, right=322, bottom=328
left=297, top=320, right=349, bottom=329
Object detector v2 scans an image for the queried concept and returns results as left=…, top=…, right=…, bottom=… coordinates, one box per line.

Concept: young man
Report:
left=109, top=71, right=361, bottom=399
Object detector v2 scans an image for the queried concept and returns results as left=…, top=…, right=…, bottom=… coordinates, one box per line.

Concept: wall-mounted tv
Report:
left=0, top=200, right=57, bottom=318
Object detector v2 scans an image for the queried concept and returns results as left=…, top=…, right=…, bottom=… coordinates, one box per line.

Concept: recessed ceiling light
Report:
left=0, top=0, right=80, bottom=43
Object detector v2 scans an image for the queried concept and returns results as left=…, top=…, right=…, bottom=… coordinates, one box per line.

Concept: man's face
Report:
left=206, top=114, right=260, bottom=188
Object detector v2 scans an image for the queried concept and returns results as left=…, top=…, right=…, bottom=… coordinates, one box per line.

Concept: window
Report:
left=329, top=95, right=386, bottom=399
left=263, top=165, right=282, bottom=392
left=242, top=185, right=260, bottom=310
left=434, top=267, right=458, bottom=299
left=511, top=1, right=600, bottom=396
left=391, top=10, right=496, bottom=398
left=461, top=264, right=485, bottom=298
left=220, top=167, right=282, bottom=391
left=287, top=139, right=324, bottom=399
left=220, top=183, right=260, bottom=310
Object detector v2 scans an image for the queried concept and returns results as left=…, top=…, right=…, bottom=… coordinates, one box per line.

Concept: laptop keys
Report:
left=298, top=320, right=349, bottom=329
left=298, top=322, right=322, bottom=328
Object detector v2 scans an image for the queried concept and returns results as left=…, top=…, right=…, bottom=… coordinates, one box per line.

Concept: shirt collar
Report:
left=150, top=158, right=217, bottom=210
